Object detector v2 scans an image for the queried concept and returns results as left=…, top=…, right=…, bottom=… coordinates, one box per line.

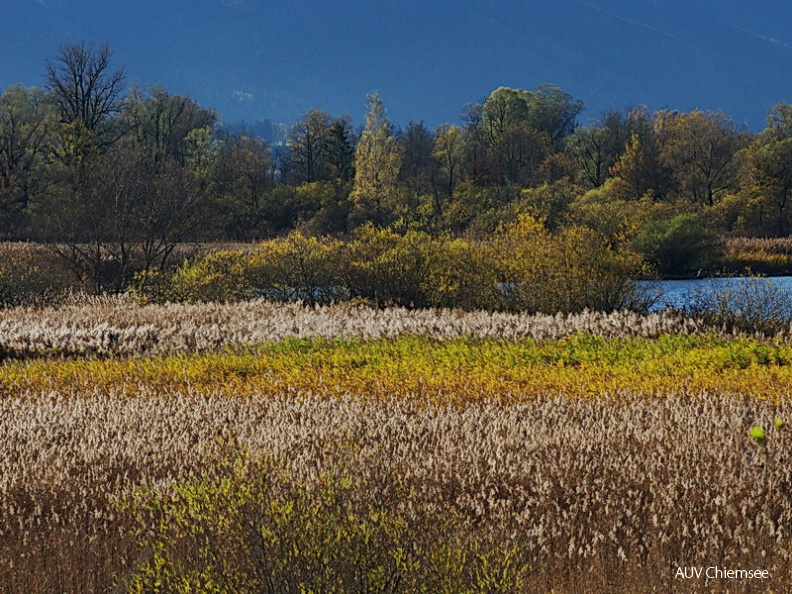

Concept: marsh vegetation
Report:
left=0, top=301, right=789, bottom=592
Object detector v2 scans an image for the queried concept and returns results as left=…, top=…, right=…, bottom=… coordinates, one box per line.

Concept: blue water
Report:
left=641, top=277, right=792, bottom=311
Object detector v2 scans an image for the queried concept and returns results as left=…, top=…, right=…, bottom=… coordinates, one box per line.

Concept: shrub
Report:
left=343, top=226, right=507, bottom=310
left=555, top=225, right=654, bottom=312
left=487, top=214, right=652, bottom=313
left=247, top=232, right=345, bottom=305
left=343, top=224, right=435, bottom=308
left=129, top=267, right=176, bottom=305
left=631, top=213, right=724, bottom=276
left=0, top=244, right=70, bottom=307
left=132, top=251, right=255, bottom=304
left=566, top=183, right=654, bottom=245
left=425, top=237, right=499, bottom=310
left=0, top=257, right=43, bottom=307
left=130, top=221, right=654, bottom=314
left=169, top=250, right=255, bottom=303
left=121, top=449, right=529, bottom=594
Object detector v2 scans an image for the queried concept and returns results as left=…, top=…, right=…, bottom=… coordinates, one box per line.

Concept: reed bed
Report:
left=1, top=301, right=789, bottom=592
left=722, top=236, right=792, bottom=274
left=0, top=297, right=712, bottom=360
left=727, top=236, right=792, bottom=257
left=0, top=387, right=787, bottom=593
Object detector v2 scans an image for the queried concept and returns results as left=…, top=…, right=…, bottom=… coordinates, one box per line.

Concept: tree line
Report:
left=2, top=42, right=792, bottom=292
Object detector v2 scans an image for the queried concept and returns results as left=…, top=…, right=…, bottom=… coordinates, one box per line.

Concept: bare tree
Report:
left=288, top=109, right=332, bottom=183
left=126, top=85, right=218, bottom=166
left=45, top=41, right=127, bottom=151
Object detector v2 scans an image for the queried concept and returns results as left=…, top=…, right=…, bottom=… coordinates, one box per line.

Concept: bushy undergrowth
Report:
left=133, top=217, right=652, bottom=314
left=123, top=448, right=528, bottom=594
left=0, top=243, right=74, bottom=306
left=631, top=213, right=724, bottom=275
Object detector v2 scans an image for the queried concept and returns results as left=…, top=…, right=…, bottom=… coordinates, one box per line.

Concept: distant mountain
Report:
left=2, top=0, right=792, bottom=130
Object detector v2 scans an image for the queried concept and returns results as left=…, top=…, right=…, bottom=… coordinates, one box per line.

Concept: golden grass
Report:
left=722, top=236, right=792, bottom=274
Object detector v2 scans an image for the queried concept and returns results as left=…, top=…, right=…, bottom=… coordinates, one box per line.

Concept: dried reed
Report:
left=0, top=388, right=787, bottom=592
left=0, top=297, right=708, bottom=361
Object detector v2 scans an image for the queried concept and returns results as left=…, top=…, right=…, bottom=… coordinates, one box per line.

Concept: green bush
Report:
left=0, top=259, right=41, bottom=307
left=566, top=182, right=655, bottom=246
left=129, top=268, right=176, bottom=305
left=341, top=226, right=502, bottom=310
left=343, top=224, right=435, bottom=308
left=487, top=214, right=652, bottom=313
left=134, top=251, right=257, bottom=304
left=130, top=221, right=654, bottom=314
left=631, top=213, right=724, bottom=276
left=554, top=225, right=655, bottom=313
left=173, top=250, right=255, bottom=303
left=424, top=237, right=499, bottom=310
left=120, top=450, right=529, bottom=594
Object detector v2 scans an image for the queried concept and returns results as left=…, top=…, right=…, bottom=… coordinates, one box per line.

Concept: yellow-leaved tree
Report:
left=350, top=92, right=403, bottom=227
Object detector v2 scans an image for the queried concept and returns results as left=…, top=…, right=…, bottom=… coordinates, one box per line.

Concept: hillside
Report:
left=2, top=0, right=792, bottom=128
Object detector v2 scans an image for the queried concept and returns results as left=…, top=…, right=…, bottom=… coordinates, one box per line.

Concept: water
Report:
left=255, top=277, right=792, bottom=312
left=641, top=276, right=792, bottom=311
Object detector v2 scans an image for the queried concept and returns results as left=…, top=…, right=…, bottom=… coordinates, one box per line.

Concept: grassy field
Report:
left=0, top=300, right=789, bottom=592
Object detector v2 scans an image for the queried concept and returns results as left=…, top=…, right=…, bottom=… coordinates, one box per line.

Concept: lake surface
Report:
left=641, top=277, right=792, bottom=311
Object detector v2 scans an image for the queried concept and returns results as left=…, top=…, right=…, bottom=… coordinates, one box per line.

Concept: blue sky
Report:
left=3, top=0, right=792, bottom=130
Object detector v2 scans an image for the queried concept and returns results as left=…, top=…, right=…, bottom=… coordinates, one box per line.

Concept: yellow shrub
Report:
left=487, top=214, right=651, bottom=313
left=171, top=250, right=254, bottom=303
left=248, top=232, right=344, bottom=304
